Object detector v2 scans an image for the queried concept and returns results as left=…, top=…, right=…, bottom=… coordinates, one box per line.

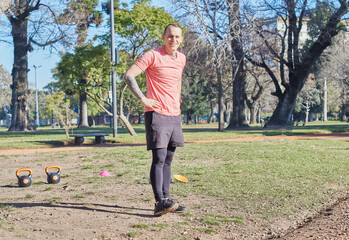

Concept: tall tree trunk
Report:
left=250, top=106, right=257, bottom=124
left=5, top=0, right=64, bottom=131
left=186, top=111, right=192, bottom=124
left=305, top=100, right=309, bottom=125
left=78, top=92, right=89, bottom=127
left=266, top=88, right=298, bottom=127
left=9, top=14, right=31, bottom=131
left=322, top=78, right=328, bottom=121
left=228, top=71, right=248, bottom=128
left=217, top=68, right=224, bottom=131
left=208, top=100, right=214, bottom=123
left=225, top=100, right=232, bottom=125
left=339, top=103, right=347, bottom=122
left=339, top=82, right=347, bottom=122
left=76, top=15, right=90, bottom=128
left=226, top=0, right=248, bottom=129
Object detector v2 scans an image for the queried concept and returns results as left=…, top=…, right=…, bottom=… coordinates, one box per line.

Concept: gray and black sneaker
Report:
left=167, top=198, right=187, bottom=213
left=174, top=205, right=187, bottom=213
left=154, top=199, right=179, bottom=216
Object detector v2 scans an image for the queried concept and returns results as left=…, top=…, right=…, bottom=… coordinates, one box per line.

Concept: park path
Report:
left=1, top=132, right=348, bottom=156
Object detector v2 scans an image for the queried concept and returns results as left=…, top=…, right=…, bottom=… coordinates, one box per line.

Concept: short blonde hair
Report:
left=163, top=23, right=182, bottom=35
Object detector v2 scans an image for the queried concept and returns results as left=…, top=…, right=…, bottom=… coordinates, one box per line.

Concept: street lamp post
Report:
left=33, top=65, right=42, bottom=127
left=110, top=0, right=117, bottom=138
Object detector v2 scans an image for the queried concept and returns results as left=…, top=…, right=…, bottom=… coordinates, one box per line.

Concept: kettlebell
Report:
left=16, top=168, right=33, bottom=187
left=45, top=166, right=62, bottom=184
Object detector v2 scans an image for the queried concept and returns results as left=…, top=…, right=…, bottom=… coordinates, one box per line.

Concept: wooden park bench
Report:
left=72, top=133, right=109, bottom=145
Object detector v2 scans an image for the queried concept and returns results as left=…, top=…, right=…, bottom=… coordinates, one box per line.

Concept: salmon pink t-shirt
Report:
left=135, top=46, right=186, bottom=116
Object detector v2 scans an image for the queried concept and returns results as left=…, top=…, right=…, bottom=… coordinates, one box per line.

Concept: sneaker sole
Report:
left=154, top=203, right=179, bottom=217
left=173, top=209, right=187, bottom=213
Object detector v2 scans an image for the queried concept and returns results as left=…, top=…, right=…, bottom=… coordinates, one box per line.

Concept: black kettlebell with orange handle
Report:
left=45, top=166, right=61, bottom=184
left=16, top=168, right=33, bottom=187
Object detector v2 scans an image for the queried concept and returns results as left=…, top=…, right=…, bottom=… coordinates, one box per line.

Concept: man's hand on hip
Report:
left=141, top=97, right=162, bottom=109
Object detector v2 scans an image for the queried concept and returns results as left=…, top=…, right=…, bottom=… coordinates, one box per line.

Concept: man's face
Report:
left=162, top=26, right=183, bottom=54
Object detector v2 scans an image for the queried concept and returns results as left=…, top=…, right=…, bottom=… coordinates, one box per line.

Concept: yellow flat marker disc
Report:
left=173, top=175, right=188, bottom=182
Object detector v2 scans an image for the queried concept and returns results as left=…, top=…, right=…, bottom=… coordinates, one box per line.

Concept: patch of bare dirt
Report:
left=0, top=148, right=266, bottom=240
left=279, top=196, right=349, bottom=240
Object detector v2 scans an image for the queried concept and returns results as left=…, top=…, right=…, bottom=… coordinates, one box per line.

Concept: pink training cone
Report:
left=99, top=170, right=111, bottom=177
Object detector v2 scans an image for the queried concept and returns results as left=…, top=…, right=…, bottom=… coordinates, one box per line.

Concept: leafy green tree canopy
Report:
left=49, top=43, right=111, bottom=99
left=114, top=0, right=182, bottom=61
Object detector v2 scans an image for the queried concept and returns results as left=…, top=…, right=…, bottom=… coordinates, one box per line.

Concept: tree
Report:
left=3, top=0, right=73, bottom=131
left=50, top=43, right=138, bottom=135
left=0, top=65, right=11, bottom=121
left=248, top=0, right=348, bottom=127
left=50, top=43, right=113, bottom=126
left=294, top=74, right=321, bottom=125
left=171, top=0, right=238, bottom=131
left=304, top=0, right=339, bottom=122
left=181, top=31, right=215, bottom=124
left=0, top=0, right=11, bottom=14
left=46, top=91, right=78, bottom=138
left=226, top=0, right=249, bottom=129
left=60, top=0, right=102, bottom=128
left=244, top=66, right=268, bottom=124
left=315, top=31, right=349, bottom=122
left=87, top=97, right=105, bottom=127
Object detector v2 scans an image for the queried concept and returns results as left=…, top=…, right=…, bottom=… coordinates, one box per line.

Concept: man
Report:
left=123, top=23, right=186, bottom=216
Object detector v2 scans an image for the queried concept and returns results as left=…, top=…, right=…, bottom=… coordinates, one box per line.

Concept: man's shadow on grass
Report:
left=0, top=202, right=154, bottom=218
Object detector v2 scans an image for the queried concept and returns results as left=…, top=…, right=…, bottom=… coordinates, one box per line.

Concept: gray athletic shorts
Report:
left=144, top=111, right=184, bottom=150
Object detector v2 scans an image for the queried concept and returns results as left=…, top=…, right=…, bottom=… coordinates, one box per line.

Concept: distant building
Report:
left=262, top=15, right=349, bottom=47
left=262, top=16, right=311, bottom=47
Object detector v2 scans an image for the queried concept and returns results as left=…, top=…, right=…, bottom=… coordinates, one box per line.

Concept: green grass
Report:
left=0, top=121, right=347, bottom=150
left=200, top=216, right=221, bottom=226
left=0, top=204, right=16, bottom=211
left=87, top=176, right=103, bottom=183
left=32, top=181, right=44, bottom=185
left=48, top=196, right=62, bottom=205
left=170, top=139, right=349, bottom=221
left=101, top=233, right=109, bottom=239
left=72, top=194, right=85, bottom=199
left=195, top=227, right=216, bottom=234
left=109, top=195, right=118, bottom=200
left=127, top=230, right=140, bottom=238
left=101, top=163, right=116, bottom=169
left=132, top=223, right=149, bottom=229
left=154, top=223, right=169, bottom=229
left=25, top=194, right=35, bottom=199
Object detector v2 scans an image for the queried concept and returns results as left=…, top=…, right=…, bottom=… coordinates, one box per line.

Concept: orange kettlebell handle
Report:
left=45, top=166, right=62, bottom=173
left=16, top=168, right=33, bottom=177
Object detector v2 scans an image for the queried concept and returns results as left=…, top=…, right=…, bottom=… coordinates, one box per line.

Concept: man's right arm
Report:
left=123, top=64, right=161, bottom=109
left=123, top=64, right=145, bottom=100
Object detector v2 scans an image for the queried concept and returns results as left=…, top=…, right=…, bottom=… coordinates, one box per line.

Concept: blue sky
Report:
left=0, top=0, right=169, bottom=90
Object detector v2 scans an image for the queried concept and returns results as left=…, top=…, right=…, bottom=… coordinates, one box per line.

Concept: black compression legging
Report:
left=150, top=146, right=176, bottom=202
